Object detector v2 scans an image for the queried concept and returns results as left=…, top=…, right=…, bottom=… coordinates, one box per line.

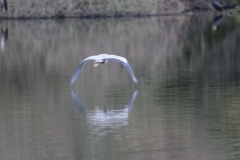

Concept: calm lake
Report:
left=0, top=13, right=240, bottom=160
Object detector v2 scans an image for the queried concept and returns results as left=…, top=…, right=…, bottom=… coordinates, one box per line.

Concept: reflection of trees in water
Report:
left=0, top=16, right=190, bottom=95
left=0, top=15, right=240, bottom=102
left=180, top=15, right=240, bottom=85
left=0, top=15, right=239, bottom=160
left=149, top=15, right=240, bottom=112
left=0, top=28, right=8, bottom=52
left=0, top=15, right=239, bottom=102
left=145, top=15, right=240, bottom=159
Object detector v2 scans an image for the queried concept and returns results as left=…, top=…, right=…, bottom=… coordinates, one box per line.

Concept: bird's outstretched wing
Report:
left=106, top=55, right=138, bottom=84
left=71, top=55, right=97, bottom=85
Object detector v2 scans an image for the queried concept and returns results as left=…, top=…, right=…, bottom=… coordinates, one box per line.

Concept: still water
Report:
left=0, top=13, right=240, bottom=160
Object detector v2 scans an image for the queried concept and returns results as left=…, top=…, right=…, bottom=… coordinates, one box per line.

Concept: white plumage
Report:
left=71, top=53, right=138, bottom=84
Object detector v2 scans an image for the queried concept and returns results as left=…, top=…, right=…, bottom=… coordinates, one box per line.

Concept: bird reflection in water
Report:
left=0, top=28, right=8, bottom=52
left=1, top=0, right=7, bottom=11
left=212, top=15, right=223, bottom=31
left=71, top=90, right=138, bottom=134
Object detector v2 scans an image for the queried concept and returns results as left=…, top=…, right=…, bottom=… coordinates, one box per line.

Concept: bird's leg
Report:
left=93, top=62, right=99, bottom=67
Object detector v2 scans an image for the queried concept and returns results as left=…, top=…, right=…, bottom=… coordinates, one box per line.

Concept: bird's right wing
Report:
left=71, top=56, right=97, bottom=85
left=106, top=55, right=138, bottom=84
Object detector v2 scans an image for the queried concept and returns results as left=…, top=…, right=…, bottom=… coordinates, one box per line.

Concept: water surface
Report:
left=0, top=14, right=240, bottom=160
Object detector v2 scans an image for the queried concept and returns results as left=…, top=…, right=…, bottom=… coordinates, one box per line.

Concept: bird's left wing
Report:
left=71, top=55, right=97, bottom=85
left=106, top=55, right=138, bottom=84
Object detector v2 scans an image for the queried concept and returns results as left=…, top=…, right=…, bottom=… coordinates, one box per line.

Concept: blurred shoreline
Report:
left=0, top=0, right=238, bottom=19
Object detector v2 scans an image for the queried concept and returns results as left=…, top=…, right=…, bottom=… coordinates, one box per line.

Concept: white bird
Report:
left=71, top=53, right=138, bottom=84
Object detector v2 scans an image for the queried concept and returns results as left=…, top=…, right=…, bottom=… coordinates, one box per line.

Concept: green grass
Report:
left=1, top=0, right=187, bottom=18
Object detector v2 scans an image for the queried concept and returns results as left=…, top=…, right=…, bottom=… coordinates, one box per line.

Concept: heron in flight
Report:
left=71, top=54, right=138, bottom=84
left=1, top=0, right=7, bottom=11
left=212, top=0, right=223, bottom=12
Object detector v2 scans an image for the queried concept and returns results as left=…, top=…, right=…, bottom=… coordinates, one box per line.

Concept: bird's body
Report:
left=1, top=0, right=7, bottom=11
left=71, top=53, right=138, bottom=84
left=212, top=0, right=223, bottom=12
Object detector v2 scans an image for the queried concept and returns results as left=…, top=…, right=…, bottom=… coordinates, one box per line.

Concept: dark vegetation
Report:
left=0, top=0, right=238, bottom=19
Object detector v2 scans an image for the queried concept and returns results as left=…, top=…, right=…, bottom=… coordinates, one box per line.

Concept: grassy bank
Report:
left=1, top=0, right=239, bottom=19
left=2, top=0, right=188, bottom=19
